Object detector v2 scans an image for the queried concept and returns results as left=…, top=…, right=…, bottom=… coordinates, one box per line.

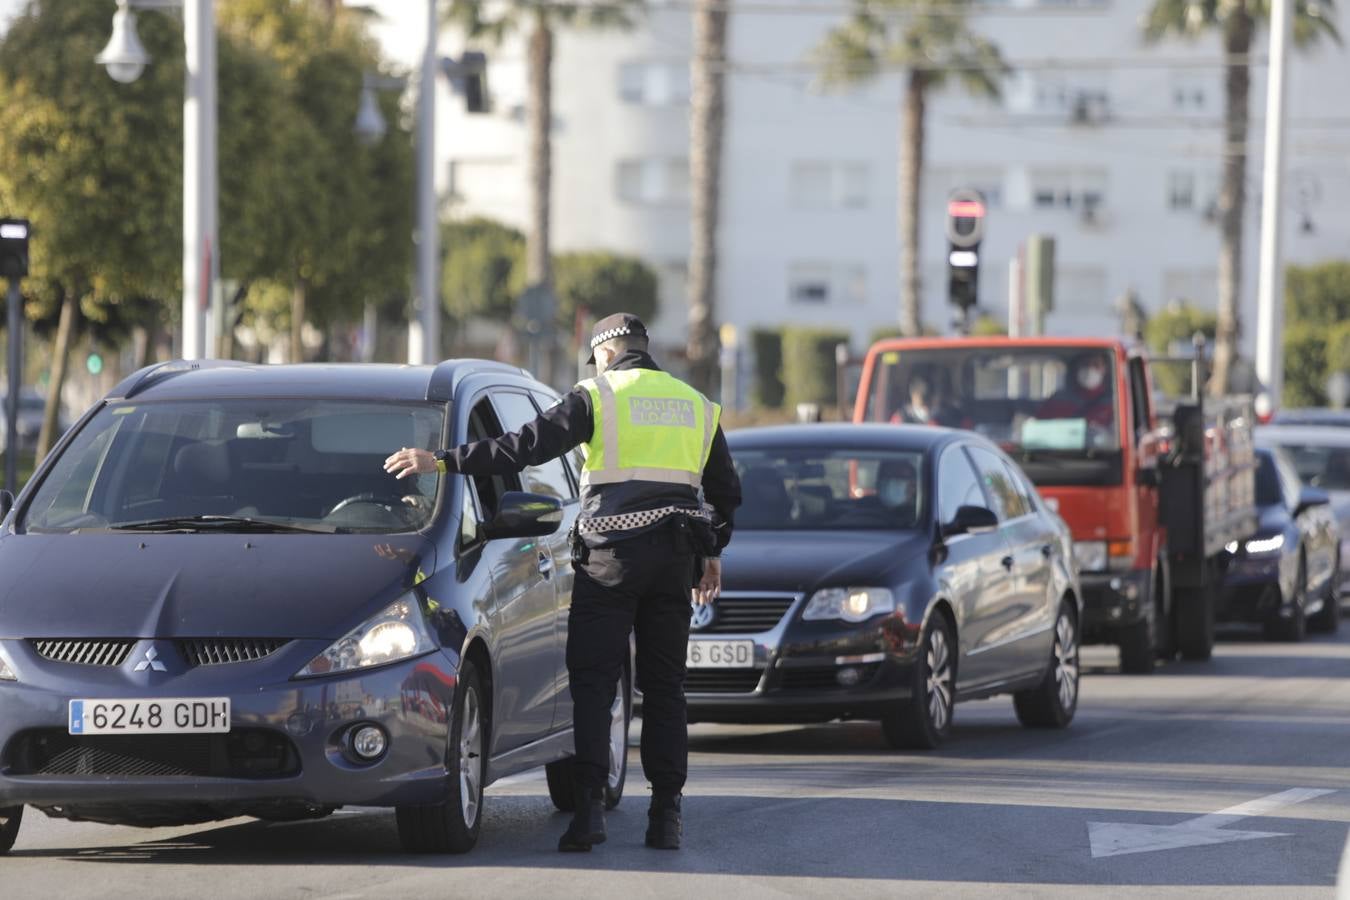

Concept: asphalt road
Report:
left=6, top=625, right=1350, bottom=899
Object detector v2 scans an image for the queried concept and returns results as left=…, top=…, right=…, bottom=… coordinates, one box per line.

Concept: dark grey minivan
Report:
left=0, top=360, right=629, bottom=855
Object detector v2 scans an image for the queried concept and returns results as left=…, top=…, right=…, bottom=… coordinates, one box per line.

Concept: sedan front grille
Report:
left=7, top=729, right=301, bottom=779
left=695, top=596, right=796, bottom=634
left=177, top=639, right=289, bottom=668
left=685, top=669, right=764, bottom=694
left=30, top=639, right=136, bottom=667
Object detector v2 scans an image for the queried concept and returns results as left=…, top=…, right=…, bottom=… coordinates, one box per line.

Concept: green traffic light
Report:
left=86, top=353, right=103, bottom=376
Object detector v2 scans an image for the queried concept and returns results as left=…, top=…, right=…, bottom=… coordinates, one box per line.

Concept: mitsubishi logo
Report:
left=134, top=647, right=167, bottom=672
left=689, top=603, right=715, bottom=632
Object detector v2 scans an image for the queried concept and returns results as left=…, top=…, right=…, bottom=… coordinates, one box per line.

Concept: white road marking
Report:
left=1088, top=788, right=1336, bottom=859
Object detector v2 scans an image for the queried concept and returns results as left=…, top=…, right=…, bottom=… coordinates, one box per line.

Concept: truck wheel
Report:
left=1014, top=602, right=1079, bottom=728
left=1309, top=554, right=1341, bottom=634
left=1118, top=605, right=1155, bottom=674
left=1176, top=584, right=1215, bottom=661
left=396, top=658, right=487, bottom=854
left=882, top=614, right=955, bottom=750
left=0, top=805, right=21, bottom=854
left=546, top=666, right=630, bottom=812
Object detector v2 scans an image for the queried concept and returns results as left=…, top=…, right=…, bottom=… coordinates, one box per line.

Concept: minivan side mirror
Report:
left=1295, top=485, right=1330, bottom=517
left=942, top=504, right=999, bottom=537
left=484, top=491, right=564, bottom=540
left=0, top=490, right=12, bottom=520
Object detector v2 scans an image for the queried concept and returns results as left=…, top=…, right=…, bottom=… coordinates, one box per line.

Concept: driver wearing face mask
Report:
left=1036, top=353, right=1114, bottom=426
left=874, top=459, right=918, bottom=526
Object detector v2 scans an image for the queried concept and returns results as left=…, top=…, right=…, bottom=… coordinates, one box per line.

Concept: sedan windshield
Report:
left=22, top=399, right=446, bottom=534
left=734, top=448, right=926, bottom=531
left=1272, top=442, right=1350, bottom=491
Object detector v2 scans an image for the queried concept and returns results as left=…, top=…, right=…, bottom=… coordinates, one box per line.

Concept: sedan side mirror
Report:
left=1295, top=485, right=1330, bottom=517
left=0, top=490, right=12, bottom=520
left=942, top=504, right=999, bottom=537
left=484, top=491, right=564, bottom=540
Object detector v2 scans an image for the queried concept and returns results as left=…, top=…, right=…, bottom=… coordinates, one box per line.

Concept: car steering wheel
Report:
left=326, top=492, right=407, bottom=517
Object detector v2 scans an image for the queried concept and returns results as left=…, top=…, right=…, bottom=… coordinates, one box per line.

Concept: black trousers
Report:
left=567, top=527, right=695, bottom=795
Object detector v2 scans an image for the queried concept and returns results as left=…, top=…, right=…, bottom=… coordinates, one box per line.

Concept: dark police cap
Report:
left=587, top=313, right=648, bottom=364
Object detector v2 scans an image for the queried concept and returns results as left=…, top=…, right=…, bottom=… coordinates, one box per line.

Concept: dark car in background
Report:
left=0, top=388, right=68, bottom=456
left=0, top=359, right=629, bottom=856
left=1256, top=423, right=1350, bottom=597
left=1218, top=444, right=1339, bottom=640
left=688, top=424, right=1081, bottom=749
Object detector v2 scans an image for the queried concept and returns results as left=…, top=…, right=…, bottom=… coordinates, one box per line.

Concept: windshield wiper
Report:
left=108, top=515, right=339, bottom=534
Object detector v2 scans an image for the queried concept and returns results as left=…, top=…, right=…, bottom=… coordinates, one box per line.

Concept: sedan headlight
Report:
left=1073, top=541, right=1107, bottom=572
left=802, top=587, right=896, bottom=623
left=1244, top=533, right=1286, bottom=556
left=295, top=595, right=435, bottom=678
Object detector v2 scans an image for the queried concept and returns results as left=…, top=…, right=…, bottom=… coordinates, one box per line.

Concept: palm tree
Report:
left=446, top=1, right=640, bottom=381
left=1143, top=0, right=1339, bottom=395
left=686, top=0, right=728, bottom=395
left=816, top=1, right=1003, bottom=338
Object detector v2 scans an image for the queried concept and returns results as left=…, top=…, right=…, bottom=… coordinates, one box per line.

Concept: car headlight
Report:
left=1074, top=541, right=1108, bottom=572
left=295, top=595, right=435, bottom=678
left=0, top=655, right=15, bottom=682
left=1244, top=534, right=1285, bottom=556
left=802, top=587, right=896, bottom=623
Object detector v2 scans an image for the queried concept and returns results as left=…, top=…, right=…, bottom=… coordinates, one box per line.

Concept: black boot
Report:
left=645, top=793, right=682, bottom=850
left=558, top=785, right=607, bottom=852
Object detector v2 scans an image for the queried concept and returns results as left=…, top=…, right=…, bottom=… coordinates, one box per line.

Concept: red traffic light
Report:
left=947, top=200, right=986, bottom=218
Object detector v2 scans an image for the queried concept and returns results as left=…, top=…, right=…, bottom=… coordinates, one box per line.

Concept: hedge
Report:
left=782, top=327, right=850, bottom=409
left=750, top=328, right=785, bottom=409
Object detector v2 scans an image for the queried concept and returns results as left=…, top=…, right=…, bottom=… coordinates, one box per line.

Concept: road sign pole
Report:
left=1255, top=0, right=1291, bottom=409
left=5, top=278, right=21, bottom=494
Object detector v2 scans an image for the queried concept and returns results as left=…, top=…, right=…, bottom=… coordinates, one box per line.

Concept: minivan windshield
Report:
left=23, top=399, right=445, bottom=534
left=734, top=448, right=926, bottom=531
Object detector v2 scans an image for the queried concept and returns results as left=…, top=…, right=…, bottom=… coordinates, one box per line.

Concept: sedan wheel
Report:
left=882, top=615, right=955, bottom=750
left=1309, top=553, right=1342, bottom=634
left=396, top=658, right=487, bottom=854
left=1014, top=602, right=1080, bottom=729
left=1265, top=556, right=1308, bottom=643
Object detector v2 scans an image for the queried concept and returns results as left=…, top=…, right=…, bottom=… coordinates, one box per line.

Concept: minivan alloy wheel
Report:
left=927, top=628, right=954, bottom=732
left=460, top=686, right=483, bottom=827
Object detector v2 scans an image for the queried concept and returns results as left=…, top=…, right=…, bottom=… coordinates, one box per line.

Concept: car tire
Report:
left=1309, top=554, right=1341, bottom=634
left=1014, top=602, right=1080, bottom=728
left=1176, top=582, right=1215, bottom=662
left=0, top=805, right=21, bottom=854
left=546, top=665, right=630, bottom=812
left=881, top=614, right=955, bottom=750
left=1264, top=557, right=1308, bottom=643
left=396, top=657, right=487, bottom=854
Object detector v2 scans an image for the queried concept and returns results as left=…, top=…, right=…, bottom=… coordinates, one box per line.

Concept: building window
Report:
left=617, top=61, right=690, bottom=106
left=789, top=161, right=871, bottom=211
left=616, top=158, right=689, bottom=206
left=788, top=262, right=867, bottom=305
left=1170, top=73, right=1208, bottom=112
left=1030, top=169, right=1107, bottom=212
left=1010, top=71, right=1110, bottom=121
left=1167, top=170, right=1195, bottom=211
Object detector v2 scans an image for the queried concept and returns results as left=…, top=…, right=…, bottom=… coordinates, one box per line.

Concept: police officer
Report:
left=383, top=313, right=741, bottom=853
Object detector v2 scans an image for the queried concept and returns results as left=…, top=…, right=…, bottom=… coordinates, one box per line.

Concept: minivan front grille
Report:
left=693, top=595, right=796, bottom=634
left=177, top=639, right=289, bottom=668
left=7, top=729, right=300, bottom=779
left=30, top=639, right=136, bottom=667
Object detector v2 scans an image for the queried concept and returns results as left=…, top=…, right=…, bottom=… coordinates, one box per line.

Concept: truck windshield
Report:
left=22, top=399, right=446, bottom=535
left=864, top=346, right=1122, bottom=486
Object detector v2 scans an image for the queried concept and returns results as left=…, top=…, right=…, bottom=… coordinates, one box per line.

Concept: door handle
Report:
left=1001, top=555, right=1014, bottom=571
left=537, top=551, right=554, bottom=579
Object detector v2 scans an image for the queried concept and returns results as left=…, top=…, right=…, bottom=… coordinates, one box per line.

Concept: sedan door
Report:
left=933, top=445, right=1017, bottom=690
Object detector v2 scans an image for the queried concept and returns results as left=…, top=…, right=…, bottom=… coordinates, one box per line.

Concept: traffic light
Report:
left=0, top=218, right=30, bottom=280
left=443, top=52, right=490, bottom=114
left=945, top=190, right=985, bottom=318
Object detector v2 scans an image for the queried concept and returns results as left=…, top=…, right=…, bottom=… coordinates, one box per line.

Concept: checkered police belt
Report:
left=577, top=505, right=709, bottom=534
left=590, top=326, right=633, bottom=349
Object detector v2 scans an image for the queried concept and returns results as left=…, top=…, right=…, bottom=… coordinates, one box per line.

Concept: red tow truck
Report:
left=854, top=337, right=1257, bottom=671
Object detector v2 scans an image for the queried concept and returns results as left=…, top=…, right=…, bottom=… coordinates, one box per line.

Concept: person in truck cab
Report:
left=893, top=372, right=969, bottom=429
left=1037, top=353, right=1113, bottom=427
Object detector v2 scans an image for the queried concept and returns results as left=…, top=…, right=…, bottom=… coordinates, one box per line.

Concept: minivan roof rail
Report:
left=106, top=359, right=254, bottom=401
left=426, top=359, right=528, bottom=402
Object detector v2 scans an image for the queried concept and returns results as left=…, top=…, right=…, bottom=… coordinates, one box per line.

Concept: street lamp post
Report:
left=97, top=0, right=217, bottom=362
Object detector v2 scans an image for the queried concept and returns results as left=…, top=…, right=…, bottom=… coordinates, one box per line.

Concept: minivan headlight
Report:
left=295, top=595, right=435, bottom=678
left=0, top=655, right=15, bottom=682
left=802, top=587, right=895, bottom=623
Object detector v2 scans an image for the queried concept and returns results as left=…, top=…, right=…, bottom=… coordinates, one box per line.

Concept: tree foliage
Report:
left=554, top=251, right=657, bottom=327
left=782, top=327, right=850, bottom=409
left=1145, top=302, right=1218, bottom=356
left=1286, top=260, right=1350, bottom=328
left=1281, top=261, right=1350, bottom=406
left=441, top=217, right=526, bottom=324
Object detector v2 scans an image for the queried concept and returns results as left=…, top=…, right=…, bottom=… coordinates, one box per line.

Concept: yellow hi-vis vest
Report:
left=576, top=368, right=720, bottom=490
